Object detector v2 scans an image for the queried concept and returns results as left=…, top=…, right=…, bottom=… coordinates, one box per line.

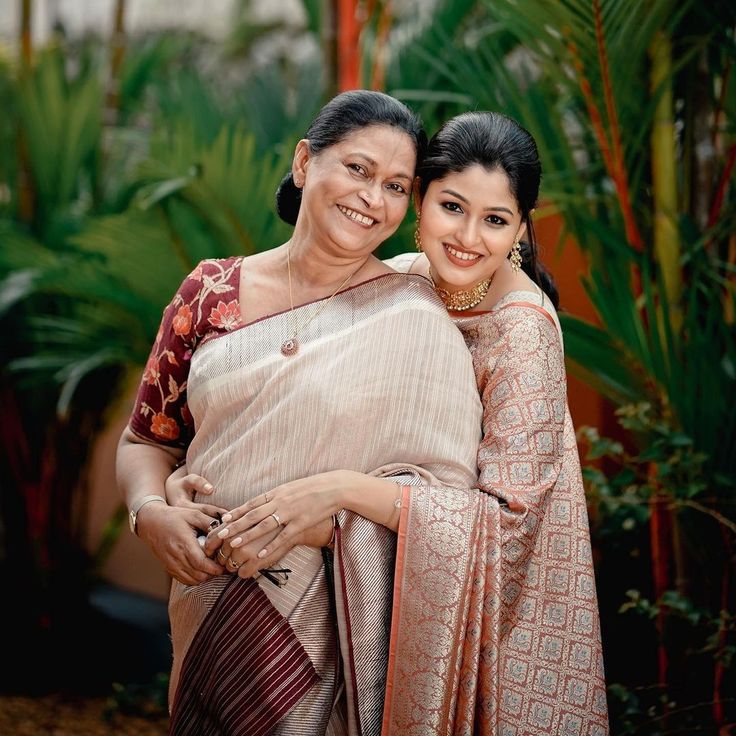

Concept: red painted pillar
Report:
left=337, top=0, right=361, bottom=91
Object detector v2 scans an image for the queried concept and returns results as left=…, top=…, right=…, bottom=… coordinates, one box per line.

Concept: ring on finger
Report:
left=270, top=512, right=283, bottom=527
left=216, top=549, right=228, bottom=565
left=227, top=557, right=242, bottom=570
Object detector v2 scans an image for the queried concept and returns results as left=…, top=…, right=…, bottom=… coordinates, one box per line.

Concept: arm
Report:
left=117, top=428, right=223, bottom=585
left=474, top=304, right=567, bottom=517
left=116, top=261, right=227, bottom=584
left=205, top=470, right=403, bottom=578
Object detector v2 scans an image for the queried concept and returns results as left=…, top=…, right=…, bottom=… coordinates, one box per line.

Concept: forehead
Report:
left=430, top=164, right=517, bottom=205
left=323, top=124, right=417, bottom=171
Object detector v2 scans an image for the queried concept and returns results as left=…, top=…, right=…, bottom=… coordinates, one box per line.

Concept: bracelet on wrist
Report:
left=128, top=494, right=167, bottom=536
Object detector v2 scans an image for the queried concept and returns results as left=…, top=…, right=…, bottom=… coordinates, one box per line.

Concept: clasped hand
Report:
left=166, top=466, right=343, bottom=580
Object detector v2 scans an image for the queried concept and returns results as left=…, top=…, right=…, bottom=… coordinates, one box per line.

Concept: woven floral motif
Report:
left=384, top=298, right=608, bottom=735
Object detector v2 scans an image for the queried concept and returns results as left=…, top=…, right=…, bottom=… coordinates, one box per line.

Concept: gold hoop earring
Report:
left=414, top=211, right=422, bottom=252
left=509, top=239, right=522, bottom=272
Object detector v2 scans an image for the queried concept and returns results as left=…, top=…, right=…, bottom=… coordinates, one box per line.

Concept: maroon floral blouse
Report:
left=130, top=257, right=243, bottom=448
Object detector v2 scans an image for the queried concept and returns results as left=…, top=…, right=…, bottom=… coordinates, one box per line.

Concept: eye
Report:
left=347, top=163, right=368, bottom=177
left=485, top=214, right=508, bottom=226
left=441, top=201, right=463, bottom=213
left=387, top=182, right=407, bottom=195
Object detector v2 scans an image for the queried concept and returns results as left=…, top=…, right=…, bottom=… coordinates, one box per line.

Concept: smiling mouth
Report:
left=337, top=205, right=376, bottom=227
left=444, top=244, right=481, bottom=263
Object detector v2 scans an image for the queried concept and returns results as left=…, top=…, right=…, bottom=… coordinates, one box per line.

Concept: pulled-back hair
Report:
left=417, top=112, right=558, bottom=308
left=276, top=90, right=427, bottom=225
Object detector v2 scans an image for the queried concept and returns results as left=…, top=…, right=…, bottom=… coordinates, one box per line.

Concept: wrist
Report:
left=130, top=495, right=167, bottom=537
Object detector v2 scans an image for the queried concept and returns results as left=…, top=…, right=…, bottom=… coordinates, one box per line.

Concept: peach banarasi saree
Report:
left=128, top=258, right=482, bottom=736
left=381, top=273, right=609, bottom=734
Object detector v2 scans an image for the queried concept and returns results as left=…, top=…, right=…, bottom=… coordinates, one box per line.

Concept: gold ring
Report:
left=270, top=512, right=282, bottom=526
left=227, top=557, right=242, bottom=570
left=216, top=549, right=228, bottom=564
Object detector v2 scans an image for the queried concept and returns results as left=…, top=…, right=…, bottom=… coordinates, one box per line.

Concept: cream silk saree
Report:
left=164, top=268, right=482, bottom=735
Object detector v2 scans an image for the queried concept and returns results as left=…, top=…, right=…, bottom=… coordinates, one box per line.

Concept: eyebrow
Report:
left=351, top=152, right=413, bottom=182
left=441, top=188, right=515, bottom=215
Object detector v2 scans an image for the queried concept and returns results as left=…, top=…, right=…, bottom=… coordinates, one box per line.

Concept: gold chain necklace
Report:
left=429, top=268, right=492, bottom=311
left=281, top=244, right=361, bottom=357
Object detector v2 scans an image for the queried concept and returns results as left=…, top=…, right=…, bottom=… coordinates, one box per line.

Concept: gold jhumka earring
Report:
left=414, top=211, right=422, bottom=252
left=509, top=238, right=522, bottom=272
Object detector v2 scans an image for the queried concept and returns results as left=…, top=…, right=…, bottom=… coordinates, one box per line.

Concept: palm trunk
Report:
left=104, top=0, right=127, bottom=127
left=369, top=1, right=392, bottom=91
left=337, top=0, right=360, bottom=91
left=648, top=465, right=671, bottom=696
left=322, top=0, right=338, bottom=99
left=712, top=530, right=732, bottom=727
left=17, top=0, right=34, bottom=224
left=649, top=30, right=682, bottom=328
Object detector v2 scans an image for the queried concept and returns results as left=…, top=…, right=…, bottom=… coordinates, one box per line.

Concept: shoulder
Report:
left=466, top=300, right=563, bottom=368
left=382, top=252, right=422, bottom=274
left=182, top=256, right=241, bottom=303
left=186, top=256, right=242, bottom=286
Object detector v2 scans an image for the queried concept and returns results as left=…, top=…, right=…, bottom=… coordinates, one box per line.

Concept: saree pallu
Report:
left=382, top=292, right=609, bottom=735
left=167, top=273, right=482, bottom=735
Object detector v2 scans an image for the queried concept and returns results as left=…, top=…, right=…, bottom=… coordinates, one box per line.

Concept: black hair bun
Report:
left=275, top=172, right=302, bottom=226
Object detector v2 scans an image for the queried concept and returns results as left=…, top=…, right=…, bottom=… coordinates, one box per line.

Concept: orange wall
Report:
left=535, top=213, right=611, bottom=434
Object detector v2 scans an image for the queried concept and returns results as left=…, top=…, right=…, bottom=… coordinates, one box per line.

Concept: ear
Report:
left=515, top=220, right=528, bottom=244
left=412, top=178, right=423, bottom=217
left=292, top=139, right=311, bottom=186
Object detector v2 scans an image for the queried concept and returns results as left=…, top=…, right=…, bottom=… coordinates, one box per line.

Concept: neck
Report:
left=286, top=232, right=372, bottom=290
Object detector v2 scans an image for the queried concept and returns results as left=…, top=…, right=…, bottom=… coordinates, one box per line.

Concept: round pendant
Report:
left=281, top=338, right=299, bottom=357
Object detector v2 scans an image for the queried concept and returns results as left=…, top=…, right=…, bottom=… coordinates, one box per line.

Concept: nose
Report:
left=358, top=181, right=383, bottom=209
left=456, top=218, right=479, bottom=248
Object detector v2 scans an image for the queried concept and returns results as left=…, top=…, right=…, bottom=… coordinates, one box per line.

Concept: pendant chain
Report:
left=281, top=244, right=361, bottom=356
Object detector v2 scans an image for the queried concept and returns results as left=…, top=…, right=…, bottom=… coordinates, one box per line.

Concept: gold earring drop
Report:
left=414, top=211, right=422, bottom=252
left=509, top=239, right=522, bottom=272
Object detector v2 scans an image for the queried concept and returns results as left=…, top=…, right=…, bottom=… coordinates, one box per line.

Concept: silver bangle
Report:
left=128, top=494, right=167, bottom=535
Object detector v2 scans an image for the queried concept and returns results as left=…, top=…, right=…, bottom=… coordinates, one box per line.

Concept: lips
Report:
left=337, top=205, right=376, bottom=227
left=443, top=243, right=482, bottom=267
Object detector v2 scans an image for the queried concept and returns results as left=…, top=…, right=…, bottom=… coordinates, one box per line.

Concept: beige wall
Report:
left=87, top=395, right=170, bottom=600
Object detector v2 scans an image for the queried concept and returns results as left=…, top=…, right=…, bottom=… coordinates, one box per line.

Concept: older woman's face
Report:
left=295, top=124, right=416, bottom=257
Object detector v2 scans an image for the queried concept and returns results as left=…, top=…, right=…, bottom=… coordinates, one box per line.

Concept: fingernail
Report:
left=230, top=537, right=243, bottom=548
left=204, top=483, right=214, bottom=492
left=221, top=513, right=232, bottom=523
left=217, top=528, right=229, bottom=538
left=257, top=549, right=268, bottom=559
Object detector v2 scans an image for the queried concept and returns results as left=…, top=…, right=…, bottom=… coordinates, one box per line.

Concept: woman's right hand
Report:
left=165, top=464, right=228, bottom=518
left=135, top=501, right=225, bottom=586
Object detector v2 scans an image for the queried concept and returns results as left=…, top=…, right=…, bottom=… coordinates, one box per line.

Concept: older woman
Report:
left=116, top=91, right=482, bottom=735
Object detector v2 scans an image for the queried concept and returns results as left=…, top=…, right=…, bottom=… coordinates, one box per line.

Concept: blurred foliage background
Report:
left=0, top=0, right=734, bottom=733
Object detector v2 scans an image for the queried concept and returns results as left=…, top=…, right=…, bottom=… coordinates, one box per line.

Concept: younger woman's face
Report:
left=418, top=164, right=526, bottom=292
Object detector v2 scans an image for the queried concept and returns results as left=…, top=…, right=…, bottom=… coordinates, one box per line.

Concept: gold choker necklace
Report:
left=429, top=268, right=492, bottom=311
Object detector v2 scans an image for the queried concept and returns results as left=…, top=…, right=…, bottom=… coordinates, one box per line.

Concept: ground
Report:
left=0, top=694, right=168, bottom=736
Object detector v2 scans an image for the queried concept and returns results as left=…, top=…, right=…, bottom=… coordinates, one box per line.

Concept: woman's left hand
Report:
left=214, top=517, right=334, bottom=579
left=165, top=464, right=228, bottom=518
left=203, top=470, right=349, bottom=566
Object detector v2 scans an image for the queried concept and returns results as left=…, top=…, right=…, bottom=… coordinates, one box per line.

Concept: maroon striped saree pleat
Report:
left=169, top=576, right=319, bottom=736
